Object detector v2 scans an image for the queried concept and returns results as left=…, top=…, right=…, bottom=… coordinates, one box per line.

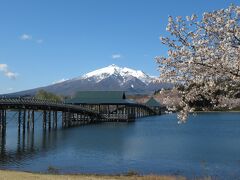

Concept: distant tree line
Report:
left=35, top=90, right=64, bottom=102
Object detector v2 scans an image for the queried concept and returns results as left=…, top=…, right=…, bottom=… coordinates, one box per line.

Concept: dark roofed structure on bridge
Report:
left=65, top=91, right=156, bottom=122
left=145, top=97, right=161, bottom=107
left=145, top=97, right=163, bottom=115
left=65, top=91, right=135, bottom=105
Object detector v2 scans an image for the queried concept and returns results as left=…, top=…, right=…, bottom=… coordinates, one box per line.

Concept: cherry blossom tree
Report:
left=156, top=4, right=240, bottom=123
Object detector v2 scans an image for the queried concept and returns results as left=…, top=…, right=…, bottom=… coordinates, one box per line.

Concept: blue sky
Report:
left=0, top=0, right=239, bottom=94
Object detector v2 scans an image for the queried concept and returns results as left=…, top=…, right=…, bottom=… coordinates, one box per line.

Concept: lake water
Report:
left=0, top=112, right=240, bottom=179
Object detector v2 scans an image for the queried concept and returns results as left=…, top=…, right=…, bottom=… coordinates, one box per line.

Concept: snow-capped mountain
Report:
left=6, top=64, right=172, bottom=96
left=81, top=64, right=155, bottom=85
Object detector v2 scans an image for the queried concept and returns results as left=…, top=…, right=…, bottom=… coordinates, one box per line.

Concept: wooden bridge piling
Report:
left=0, top=110, right=2, bottom=131
left=31, top=110, right=35, bottom=130
left=53, top=111, right=57, bottom=129
left=4, top=110, right=6, bottom=129
left=22, top=110, right=26, bottom=133
left=48, top=111, right=51, bottom=130
left=18, top=110, right=22, bottom=130
left=26, top=110, right=35, bottom=131
left=1, top=110, right=3, bottom=131
left=62, top=111, right=73, bottom=128
left=0, top=109, right=6, bottom=136
left=62, top=112, right=66, bottom=127
left=43, top=110, right=47, bottom=129
left=67, top=112, right=70, bottom=126
left=27, top=110, right=30, bottom=130
left=0, top=116, right=6, bottom=155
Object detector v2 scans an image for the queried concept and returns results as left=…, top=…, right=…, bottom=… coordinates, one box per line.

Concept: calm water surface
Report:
left=0, top=112, right=240, bottom=179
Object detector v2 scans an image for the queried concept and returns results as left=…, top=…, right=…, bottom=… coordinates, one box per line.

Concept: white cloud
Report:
left=52, top=78, right=69, bottom=84
left=20, top=34, right=32, bottom=40
left=36, top=39, right=43, bottom=44
left=20, top=34, right=44, bottom=44
left=112, top=54, right=122, bottom=59
left=0, top=64, right=7, bottom=70
left=0, top=64, right=18, bottom=79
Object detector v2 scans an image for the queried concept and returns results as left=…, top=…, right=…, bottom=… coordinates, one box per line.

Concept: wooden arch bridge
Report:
left=0, top=97, right=158, bottom=133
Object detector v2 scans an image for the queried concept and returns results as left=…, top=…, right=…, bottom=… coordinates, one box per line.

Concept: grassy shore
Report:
left=0, top=170, right=186, bottom=180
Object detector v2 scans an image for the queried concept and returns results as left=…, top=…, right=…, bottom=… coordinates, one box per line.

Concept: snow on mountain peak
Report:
left=82, top=64, right=155, bottom=84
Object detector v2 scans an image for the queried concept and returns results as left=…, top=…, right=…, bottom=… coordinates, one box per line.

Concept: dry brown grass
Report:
left=0, top=170, right=186, bottom=180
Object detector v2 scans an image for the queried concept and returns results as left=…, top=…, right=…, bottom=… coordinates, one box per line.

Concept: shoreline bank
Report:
left=0, top=170, right=186, bottom=180
left=193, top=110, right=240, bottom=113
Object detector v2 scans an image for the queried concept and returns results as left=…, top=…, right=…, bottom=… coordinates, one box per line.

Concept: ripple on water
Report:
left=0, top=112, right=240, bottom=179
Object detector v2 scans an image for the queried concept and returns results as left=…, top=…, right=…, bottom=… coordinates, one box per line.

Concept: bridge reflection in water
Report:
left=0, top=110, right=143, bottom=168
left=0, top=118, right=62, bottom=165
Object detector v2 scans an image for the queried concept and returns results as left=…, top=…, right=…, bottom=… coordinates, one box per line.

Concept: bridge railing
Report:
left=0, top=97, right=99, bottom=115
left=0, top=97, right=64, bottom=105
